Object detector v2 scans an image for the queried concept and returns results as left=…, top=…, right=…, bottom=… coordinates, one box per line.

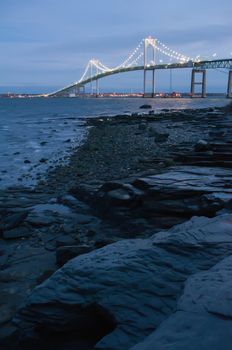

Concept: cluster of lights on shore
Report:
left=73, top=36, right=223, bottom=85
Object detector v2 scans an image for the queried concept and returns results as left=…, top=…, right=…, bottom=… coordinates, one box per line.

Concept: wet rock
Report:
left=138, top=123, right=147, bottom=131
left=3, top=226, right=31, bottom=240
left=194, top=139, right=209, bottom=152
left=55, top=236, right=78, bottom=248
left=0, top=211, right=29, bottom=232
left=62, top=222, right=78, bottom=234
left=102, top=184, right=144, bottom=208
left=25, top=203, right=71, bottom=227
left=107, top=188, right=131, bottom=203
left=56, top=245, right=93, bottom=266
left=140, top=104, right=152, bottom=109
left=154, top=132, right=169, bottom=143
left=57, top=195, right=89, bottom=213
left=72, top=213, right=96, bottom=225
left=39, top=158, right=48, bottom=163
left=148, top=127, right=169, bottom=142
left=148, top=126, right=158, bottom=137
left=0, top=305, right=15, bottom=325
left=26, top=213, right=57, bottom=227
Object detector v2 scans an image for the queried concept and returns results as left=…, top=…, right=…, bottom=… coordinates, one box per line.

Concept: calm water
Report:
left=0, top=97, right=229, bottom=189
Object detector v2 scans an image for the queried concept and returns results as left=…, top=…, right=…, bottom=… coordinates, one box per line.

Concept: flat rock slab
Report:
left=133, top=166, right=232, bottom=194
left=15, top=214, right=232, bottom=350
left=98, top=166, right=232, bottom=221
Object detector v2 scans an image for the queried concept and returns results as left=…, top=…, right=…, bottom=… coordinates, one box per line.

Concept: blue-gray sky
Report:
left=0, top=0, right=231, bottom=93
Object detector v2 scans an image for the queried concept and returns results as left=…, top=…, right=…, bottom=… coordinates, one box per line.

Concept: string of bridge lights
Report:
left=127, top=51, right=144, bottom=67
left=114, top=39, right=144, bottom=69
left=76, top=37, right=223, bottom=84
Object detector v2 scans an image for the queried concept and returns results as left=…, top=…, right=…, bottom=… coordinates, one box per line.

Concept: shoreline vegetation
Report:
left=0, top=103, right=232, bottom=349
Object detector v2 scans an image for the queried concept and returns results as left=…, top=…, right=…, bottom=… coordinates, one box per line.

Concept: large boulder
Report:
left=14, top=214, right=232, bottom=350
left=130, top=255, right=232, bottom=350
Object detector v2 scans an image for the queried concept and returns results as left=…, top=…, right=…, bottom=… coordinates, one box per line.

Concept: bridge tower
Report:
left=143, top=37, right=156, bottom=97
left=191, top=69, right=206, bottom=98
left=227, top=71, right=232, bottom=98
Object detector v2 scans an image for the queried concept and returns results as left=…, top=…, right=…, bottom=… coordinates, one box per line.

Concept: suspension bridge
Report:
left=45, top=37, right=232, bottom=98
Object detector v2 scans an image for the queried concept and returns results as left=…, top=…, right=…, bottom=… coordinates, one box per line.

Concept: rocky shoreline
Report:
left=0, top=105, right=232, bottom=349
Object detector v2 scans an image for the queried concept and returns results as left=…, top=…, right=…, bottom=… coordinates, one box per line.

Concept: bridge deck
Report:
left=48, top=58, right=232, bottom=96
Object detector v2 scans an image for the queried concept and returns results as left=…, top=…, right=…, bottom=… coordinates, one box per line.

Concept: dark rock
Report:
left=0, top=325, right=20, bottom=350
left=73, top=213, right=97, bottom=225
left=138, top=123, right=147, bottom=131
left=56, top=245, right=93, bottom=266
left=26, top=214, right=57, bottom=227
left=57, top=195, right=89, bottom=213
left=39, top=158, right=48, bottom=163
left=154, top=132, right=169, bottom=143
left=102, top=183, right=144, bottom=208
left=148, top=126, right=157, bottom=137
left=3, top=226, right=31, bottom=240
left=24, top=160, right=31, bottom=164
left=0, top=211, right=29, bottom=232
left=56, top=236, right=77, bottom=248
left=148, top=127, right=169, bottom=142
left=139, top=104, right=152, bottom=109
left=94, top=238, right=117, bottom=248
left=194, top=139, right=209, bottom=152
left=36, top=270, right=56, bottom=285
left=0, top=305, right=15, bottom=325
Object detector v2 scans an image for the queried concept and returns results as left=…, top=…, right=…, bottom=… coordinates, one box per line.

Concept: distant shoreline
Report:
left=0, top=92, right=228, bottom=99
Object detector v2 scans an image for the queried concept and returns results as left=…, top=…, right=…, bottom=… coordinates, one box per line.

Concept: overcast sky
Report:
left=0, top=0, right=231, bottom=93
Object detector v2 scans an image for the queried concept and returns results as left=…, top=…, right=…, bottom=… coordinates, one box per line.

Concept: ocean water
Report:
left=0, top=97, right=229, bottom=189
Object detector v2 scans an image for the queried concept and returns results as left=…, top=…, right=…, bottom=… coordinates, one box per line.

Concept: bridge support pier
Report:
left=72, top=85, right=85, bottom=96
left=191, top=69, right=206, bottom=98
left=227, top=71, right=232, bottom=98
left=143, top=69, right=155, bottom=97
left=80, top=85, right=85, bottom=95
left=96, top=79, right=100, bottom=96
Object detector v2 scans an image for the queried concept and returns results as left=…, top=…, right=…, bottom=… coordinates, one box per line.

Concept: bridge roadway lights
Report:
left=227, top=71, right=232, bottom=98
left=191, top=69, right=206, bottom=98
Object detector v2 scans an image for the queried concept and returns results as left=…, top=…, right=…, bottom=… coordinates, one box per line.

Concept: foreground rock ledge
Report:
left=14, top=213, right=232, bottom=349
